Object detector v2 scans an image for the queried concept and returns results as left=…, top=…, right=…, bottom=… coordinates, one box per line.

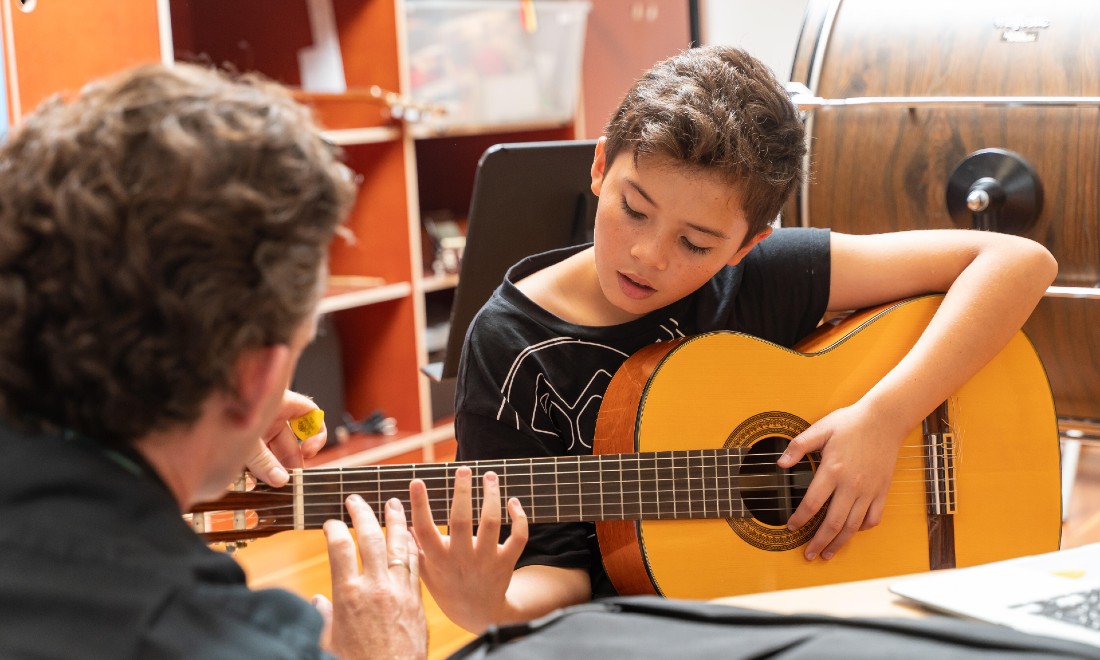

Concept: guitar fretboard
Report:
left=236, top=448, right=752, bottom=532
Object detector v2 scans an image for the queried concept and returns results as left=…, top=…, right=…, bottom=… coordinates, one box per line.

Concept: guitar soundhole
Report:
left=724, top=411, right=824, bottom=551
left=742, top=436, right=815, bottom=526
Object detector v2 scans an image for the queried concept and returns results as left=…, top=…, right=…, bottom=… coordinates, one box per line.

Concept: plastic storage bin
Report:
left=405, top=0, right=591, bottom=131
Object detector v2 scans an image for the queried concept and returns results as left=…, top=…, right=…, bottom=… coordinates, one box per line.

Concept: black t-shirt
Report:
left=454, top=227, right=832, bottom=596
left=0, top=422, right=331, bottom=659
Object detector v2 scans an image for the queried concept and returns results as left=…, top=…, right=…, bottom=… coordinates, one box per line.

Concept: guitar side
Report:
left=595, top=295, right=1061, bottom=599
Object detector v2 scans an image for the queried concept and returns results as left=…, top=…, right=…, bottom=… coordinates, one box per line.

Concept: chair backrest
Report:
left=437, top=139, right=598, bottom=380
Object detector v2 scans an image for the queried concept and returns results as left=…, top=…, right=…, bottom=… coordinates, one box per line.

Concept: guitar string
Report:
left=207, top=478, right=943, bottom=518
left=217, top=468, right=944, bottom=494
left=195, top=479, right=948, bottom=520
left=198, top=490, right=946, bottom=514
left=218, top=462, right=946, bottom=494
left=279, top=445, right=938, bottom=475
left=214, top=450, right=952, bottom=499
left=200, top=447, right=960, bottom=526
left=196, top=490, right=949, bottom=536
left=249, top=446, right=942, bottom=484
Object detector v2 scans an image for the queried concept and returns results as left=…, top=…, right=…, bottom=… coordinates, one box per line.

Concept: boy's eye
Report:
left=681, top=237, right=711, bottom=255
left=620, top=197, right=645, bottom=219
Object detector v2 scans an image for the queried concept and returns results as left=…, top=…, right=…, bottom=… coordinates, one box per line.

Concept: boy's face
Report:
left=589, top=138, right=771, bottom=321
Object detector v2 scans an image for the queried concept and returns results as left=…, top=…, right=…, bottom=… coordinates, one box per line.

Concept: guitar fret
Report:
left=576, top=456, right=584, bottom=520
left=527, top=457, right=535, bottom=521
left=642, top=453, right=659, bottom=519
left=529, top=459, right=556, bottom=524
left=686, top=451, right=697, bottom=518
left=415, top=465, right=446, bottom=523
left=696, top=451, right=705, bottom=517
left=554, top=459, right=560, bottom=522
left=711, top=451, right=721, bottom=514
left=598, top=455, right=605, bottom=520
left=664, top=451, right=673, bottom=519
left=339, top=467, right=346, bottom=524
left=554, top=456, right=581, bottom=521
left=299, top=467, right=341, bottom=531
left=578, top=456, right=600, bottom=521
left=712, top=450, right=722, bottom=515
left=617, top=454, right=636, bottom=519
left=690, top=450, right=700, bottom=518
left=672, top=452, right=683, bottom=518
left=722, top=450, right=732, bottom=515
left=373, top=465, right=382, bottom=514
left=602, top=455, right=623, bottom=519
left=473, top=460, right=481, bottom=516
left=698, top=451, right=707, bottom=516
left=682, top=451, right=690, bottom=519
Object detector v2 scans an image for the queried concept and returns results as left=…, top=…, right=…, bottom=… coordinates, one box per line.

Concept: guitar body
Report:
left=594, top=295, right=1062, bottom=598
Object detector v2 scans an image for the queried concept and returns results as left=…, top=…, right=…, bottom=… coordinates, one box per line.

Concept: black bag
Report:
left=450, top=596, right=1100, bottom=659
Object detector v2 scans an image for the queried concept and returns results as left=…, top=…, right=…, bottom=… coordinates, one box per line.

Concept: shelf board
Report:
left=409, top=119, right=572, bottom=140
left=319, top=280, right=412, bottom=313
left=321, top=126, right=402, bottom=146
left=422, top=272, right=459, bottom=293
left=309, top=422, right=456, bottom=468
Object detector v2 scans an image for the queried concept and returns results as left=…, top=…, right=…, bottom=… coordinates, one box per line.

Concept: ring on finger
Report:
left=388, top=558, right=409, bottom=570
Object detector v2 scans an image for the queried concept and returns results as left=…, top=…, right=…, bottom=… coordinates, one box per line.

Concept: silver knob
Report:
left=967, top=188, right=991, bottom=212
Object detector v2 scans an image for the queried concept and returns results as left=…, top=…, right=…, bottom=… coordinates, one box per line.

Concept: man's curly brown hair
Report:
left=0, top=62, right=356, bottom=446
left=603, top=45, right=805, bottom=241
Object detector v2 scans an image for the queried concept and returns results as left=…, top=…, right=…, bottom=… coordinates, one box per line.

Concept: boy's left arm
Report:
left=780, top=229, right=1057, bottom=561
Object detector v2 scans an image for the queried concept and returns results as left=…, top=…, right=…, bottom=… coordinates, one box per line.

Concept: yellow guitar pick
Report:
left=289, top=409, right=324, bottom=442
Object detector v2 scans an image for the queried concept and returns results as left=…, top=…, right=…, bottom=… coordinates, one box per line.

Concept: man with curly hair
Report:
left=0, top=63, right=426, bottom=659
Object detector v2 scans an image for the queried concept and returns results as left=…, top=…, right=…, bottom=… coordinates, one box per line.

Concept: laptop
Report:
left=890, top=542, right=1100, bottom=646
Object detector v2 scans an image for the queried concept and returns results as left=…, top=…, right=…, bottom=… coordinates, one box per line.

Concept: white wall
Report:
left=701, top=0, right=811, bottom=82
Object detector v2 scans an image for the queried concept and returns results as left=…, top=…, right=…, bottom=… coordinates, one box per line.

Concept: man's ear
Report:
left=226, top=344, right=291, bottom=431
left=590, top=136, right=608, bottom=196
left=727, top=227, right=773, bottom=267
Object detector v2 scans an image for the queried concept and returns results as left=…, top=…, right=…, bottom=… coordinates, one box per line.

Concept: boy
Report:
left=0, top=63, right=425, bottom=658
left=410, top=46, right=1056, bottom=632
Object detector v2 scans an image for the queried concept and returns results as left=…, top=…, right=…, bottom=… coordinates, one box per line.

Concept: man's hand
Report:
left=314, top=496, right=427, bottom=660
left=246, top=390, right=327, bottom=487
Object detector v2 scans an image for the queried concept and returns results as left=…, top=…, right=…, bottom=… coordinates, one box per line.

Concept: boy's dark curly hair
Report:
left=604, top=45, right=805, bottom=241
left=0, top=62, right=356, bottom=446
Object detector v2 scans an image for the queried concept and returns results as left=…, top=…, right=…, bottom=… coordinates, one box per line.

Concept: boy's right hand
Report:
left=409, top=467, right=528, bottom=633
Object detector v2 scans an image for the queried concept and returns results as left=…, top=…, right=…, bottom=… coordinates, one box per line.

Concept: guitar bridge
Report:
left=923, top=402, right=958, bottom=569
left=923, top=430, right=958, bottom=515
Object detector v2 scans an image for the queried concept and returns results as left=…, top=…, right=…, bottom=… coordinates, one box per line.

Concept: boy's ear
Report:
left=225, top=344, right=291, bottom=431
left=590, top=136, right=608, bottom=196
left=727, top=227, right=773, bottom=266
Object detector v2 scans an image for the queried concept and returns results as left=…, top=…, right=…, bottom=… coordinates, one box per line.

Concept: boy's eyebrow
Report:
left=686, top=223, right=731, bottom=240
left=625, top=179, right=656, bottom=206
left=626, top=178, right=732, bottom=240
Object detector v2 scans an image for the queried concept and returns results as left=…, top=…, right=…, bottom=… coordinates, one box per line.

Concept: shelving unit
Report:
left=1, top=0, right=583, bottom=467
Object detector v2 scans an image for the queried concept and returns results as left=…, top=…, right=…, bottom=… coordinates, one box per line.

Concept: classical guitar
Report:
left=192, top=295, right=1062, bottom=599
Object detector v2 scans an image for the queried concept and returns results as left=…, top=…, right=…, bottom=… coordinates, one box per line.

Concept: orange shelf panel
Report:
left=328, top=140, right=413, bottom=283
left=331, top=298, right=423, bottom=432
left=5, top=2, right=161, bottom=119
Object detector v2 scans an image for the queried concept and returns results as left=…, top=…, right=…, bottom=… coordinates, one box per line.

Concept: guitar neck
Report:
left=197, top=449, right=752, bottom=539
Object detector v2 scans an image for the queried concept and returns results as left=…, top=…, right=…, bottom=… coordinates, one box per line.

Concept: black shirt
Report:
left=0, top=422, right=330, bottom=659
left=454, top=227, right=832, bottom=596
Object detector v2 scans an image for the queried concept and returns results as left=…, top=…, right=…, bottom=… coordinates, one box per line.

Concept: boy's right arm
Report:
left=410, top=467, right=591, bottom=633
